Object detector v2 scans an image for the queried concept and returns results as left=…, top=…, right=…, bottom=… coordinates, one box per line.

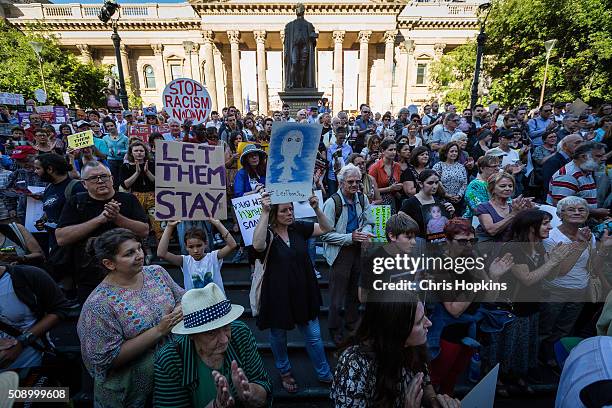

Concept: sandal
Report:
left=280, top=372, right=299, bottom=393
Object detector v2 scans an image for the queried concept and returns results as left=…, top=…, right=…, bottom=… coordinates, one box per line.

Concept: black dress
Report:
left=254, top=221, right=322, bottom=330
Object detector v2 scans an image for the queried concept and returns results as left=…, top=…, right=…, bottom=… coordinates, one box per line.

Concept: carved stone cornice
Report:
left=227, top=30, right=240, bottom=45
left=190, top=3, right=404, bottom=15
left=332, top=31, right=345, bottom=44
left=358, top=30, right=372, bottom=44
left=397, top=19, right=479, bottom=29
left=10, top=19, right=201, bottom=31
left=254, top=30, right=266, bottom=45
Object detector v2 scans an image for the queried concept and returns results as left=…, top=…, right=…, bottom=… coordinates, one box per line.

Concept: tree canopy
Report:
left=429, top=0, right=612, bottom=108
left=0, top=20, right=108, bottom=108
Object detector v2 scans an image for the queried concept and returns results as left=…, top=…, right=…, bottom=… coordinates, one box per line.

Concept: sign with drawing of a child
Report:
left=266, top=122, right=322, bottom=204
left=422, top=202, right=451, bottom=243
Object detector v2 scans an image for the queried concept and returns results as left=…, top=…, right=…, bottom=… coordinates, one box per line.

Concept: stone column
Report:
left=201, top=30, right=218, bottom=111
left=332, top=30, right=345, bottom=114
left=151, top=44, right=166, bottom=89
left=191, top=43, right=201, bottom=83
left=404, top=41, right=415, bottom=105
left=397, top=43, right=409, bottom=108
left=254, top=30, right=268, bottom=115
left=227, top=31, right=243, bottom=110
left=119, top=44, right=132, bottom=94
left=183, top=42, right=194, bottom=79
left=357, top=31, right=371, bottom=106
left=76, top=44, right=92, bottom=64
left=383, top=30, right=396, bottom=113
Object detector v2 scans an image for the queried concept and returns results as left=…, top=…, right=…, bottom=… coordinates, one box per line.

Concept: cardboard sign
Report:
left=266, top=122, right=322, bottom=204
left=155, top=140, right=227, bottom=220
left=567, top=98, right=588, bottom=117
left=293, top=190, right=324, bottom=219
left=162, top=78, right=211, bottom=124
left=0, top=92, right=24, bottom=106
left=67, top=130, right=94, bottom=149
left=231, top=194, right=263, bottom=246
left=371, top=205, right=391, bottom=242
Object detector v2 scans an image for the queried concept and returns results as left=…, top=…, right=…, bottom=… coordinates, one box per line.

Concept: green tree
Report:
left=485, top=0, right=611, bottom=106
left=0, top=20, right=107, bottom=108
left=429, top=42, right=480, bottom=108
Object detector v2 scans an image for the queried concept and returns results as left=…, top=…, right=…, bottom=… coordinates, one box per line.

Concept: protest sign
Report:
left=370, top=205, right=391, bottom=242
left=25, top=187, right=45, bottom=232
left=567, top=98, right=588, bottom=116
left=0, top=92, right=24, bottom=106
left=266, top=122, right=321, bottom=204
left=155, top=140, right=227, bottom=220
left=17, top=112, right=30, bottom=125
left=128, top=125, right=153, bottom=143
left=34, top=89, right=47, bottom=103
left=53, top=106, right=68, bottom=123
left=162, top=78, right=211, bottom=124
left=67, top=130, right=94, bottom=149
left=293, top=190, right=324, bottom=219
left=231, top=194, right=262, bottom=246
left=36, top=105, right=55, bottom=123
left=461, top=364, right=499, bottom=408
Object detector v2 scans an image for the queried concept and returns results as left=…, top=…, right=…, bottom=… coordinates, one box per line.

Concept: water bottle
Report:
left=468, top=352, right=481, bottom=383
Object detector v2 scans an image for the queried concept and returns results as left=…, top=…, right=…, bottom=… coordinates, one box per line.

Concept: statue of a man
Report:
left=283, top=3, right=318, bottom=89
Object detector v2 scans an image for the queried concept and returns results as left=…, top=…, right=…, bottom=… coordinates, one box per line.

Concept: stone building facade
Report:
left=5, top=0, right=483, bottom=114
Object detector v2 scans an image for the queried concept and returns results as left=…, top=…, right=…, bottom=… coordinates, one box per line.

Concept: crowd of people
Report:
left=1, top=98, right=612, bottom=407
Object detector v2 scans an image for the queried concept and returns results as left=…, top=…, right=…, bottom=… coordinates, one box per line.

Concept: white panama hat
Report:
left=172, top=283, right=244, bottom=335
left=0, top=371, right=19, bottom=408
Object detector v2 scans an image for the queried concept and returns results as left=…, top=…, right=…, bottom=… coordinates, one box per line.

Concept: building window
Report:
left=170, top=64, right=182, bottom=80
left=144, top=65, right=156, bottom=88
left=416, top=63, right=428, bottom=86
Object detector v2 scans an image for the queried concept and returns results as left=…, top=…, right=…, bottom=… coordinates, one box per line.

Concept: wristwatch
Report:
left=16, top=332, right=35, bottom=347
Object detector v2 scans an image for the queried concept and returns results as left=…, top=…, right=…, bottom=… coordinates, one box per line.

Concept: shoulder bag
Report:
left=249, top=230, right=273, bottom=317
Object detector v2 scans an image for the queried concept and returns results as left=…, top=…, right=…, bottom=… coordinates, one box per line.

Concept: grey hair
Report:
left=167, top=118, right=181, bottom=125
left=563, top=114, right=578, bottom=123
left=556, top=196, right=589, bottom=218
left=444, top=113, right=460, bottom=124
left=337, top=163, right=361, bottom=183
left=80, top=160, right=109, bottom=179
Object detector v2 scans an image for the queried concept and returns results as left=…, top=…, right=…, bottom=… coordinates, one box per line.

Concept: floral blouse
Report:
left=331, top=345, right=417, bottom=408
left=432, top=161, right=468, bottom=198
left=77, top=265, right=184, bottom=407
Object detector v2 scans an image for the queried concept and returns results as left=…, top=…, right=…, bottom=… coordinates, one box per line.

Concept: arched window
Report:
left=144, top=65, right=156, bottom=88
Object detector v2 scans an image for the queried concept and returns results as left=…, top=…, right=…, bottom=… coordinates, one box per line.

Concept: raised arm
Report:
left=157, top=221, right=183, bottom=267
left=252, top=192, right=271, bottom=253
left=210, top=218, right=238, bottom=259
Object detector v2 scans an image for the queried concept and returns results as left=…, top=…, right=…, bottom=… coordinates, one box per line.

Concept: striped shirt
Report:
left=153, top=320, right=272, bottom=408
left=547, top=160, right=597, bottom=208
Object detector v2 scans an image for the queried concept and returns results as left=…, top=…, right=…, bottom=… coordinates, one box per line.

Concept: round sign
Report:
left=162, top=78, right=211, bottom=124
left=34, top=89, right=47, bottom=103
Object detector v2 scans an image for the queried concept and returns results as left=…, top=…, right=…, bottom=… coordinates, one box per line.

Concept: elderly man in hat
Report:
left=154, top=283, right=272, bottom=407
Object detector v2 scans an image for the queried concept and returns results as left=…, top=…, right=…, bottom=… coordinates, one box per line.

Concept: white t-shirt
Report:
left=181, top=250, right=225, bottom=294
left=500, top=148, right=520, bottom=168
left=543, top=227, right=593, bottom=289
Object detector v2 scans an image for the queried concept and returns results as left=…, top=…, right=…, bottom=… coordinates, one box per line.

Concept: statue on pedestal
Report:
left=283, top=3, right=318, bottom=90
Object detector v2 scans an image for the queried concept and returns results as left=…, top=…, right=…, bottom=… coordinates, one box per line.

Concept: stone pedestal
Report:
left=278, top=89, right=324, bottom=118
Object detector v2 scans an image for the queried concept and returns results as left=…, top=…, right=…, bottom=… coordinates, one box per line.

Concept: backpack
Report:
left=64, top=179, right=81, bottom=202
left=331, top=192, right=365, bottom=226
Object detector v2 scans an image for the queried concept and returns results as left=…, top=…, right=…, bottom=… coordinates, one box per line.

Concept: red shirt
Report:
left=368, top=159, right=402, bottom=188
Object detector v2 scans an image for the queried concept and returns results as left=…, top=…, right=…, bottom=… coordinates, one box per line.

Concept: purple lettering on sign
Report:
left=182, top=144, right=196, bottom=163
left=161, top=143, right=179, bottom=162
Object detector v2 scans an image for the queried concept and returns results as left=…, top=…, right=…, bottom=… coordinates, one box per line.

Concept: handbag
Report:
left=586, top=244, right=605, bottom=303
left=249, top=230, right=273, bottom=317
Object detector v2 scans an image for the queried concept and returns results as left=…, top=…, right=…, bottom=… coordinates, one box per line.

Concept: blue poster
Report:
left=266, top=122, right=322, bottom=204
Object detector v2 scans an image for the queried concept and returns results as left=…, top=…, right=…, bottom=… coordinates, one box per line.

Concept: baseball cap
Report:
left=143, top=106, right=158, bottom=116
left=10, top=145, right=37, bottom=160
left=485, top=147, right=508, bottom=157
left=122, top=110, right=133, bottom=117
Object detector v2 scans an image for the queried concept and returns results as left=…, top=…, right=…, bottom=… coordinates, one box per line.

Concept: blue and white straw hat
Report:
left=172, top=283, right=244, bottom=335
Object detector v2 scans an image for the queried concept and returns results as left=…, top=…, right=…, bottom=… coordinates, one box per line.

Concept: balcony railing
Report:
left=37, top=4, right=156, bottom=19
